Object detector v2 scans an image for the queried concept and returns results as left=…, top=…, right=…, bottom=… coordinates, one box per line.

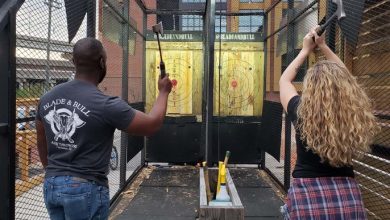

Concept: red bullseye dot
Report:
left=231, top=80, right=238, bottom=88
left=172, top=79, right=178, bottom=87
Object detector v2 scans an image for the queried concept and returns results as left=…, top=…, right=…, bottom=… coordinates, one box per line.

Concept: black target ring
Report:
left=215, top=59, right=255, bottom=109
left=162, top=58, right=193, bottom=108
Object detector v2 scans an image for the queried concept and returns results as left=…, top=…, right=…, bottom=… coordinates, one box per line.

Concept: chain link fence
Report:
left=4, top=0, right=389, bottom=219
left=346, top=1, right=390, bottom=218
left=13, top=0, right=146, bottom=219
left=263, top=0, right=390, bottom=219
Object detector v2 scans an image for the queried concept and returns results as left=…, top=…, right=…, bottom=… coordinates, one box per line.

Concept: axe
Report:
left=313, top=0, right=346, bottom=41
left=152, top=22, right=166, bottom=79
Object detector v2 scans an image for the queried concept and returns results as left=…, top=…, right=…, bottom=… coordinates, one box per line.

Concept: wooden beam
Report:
left=354, top=162, right=390, bottom=186
left=360, top=187, right=390, bottom=218
left=15, top=174, right=44, bottom=197
left=355, top=37, right=390, bottom=57
left=353, top=52, right=390, bottom=76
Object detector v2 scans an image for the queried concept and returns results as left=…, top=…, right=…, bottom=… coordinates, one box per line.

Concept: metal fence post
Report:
left=87, top=0, right=96, bottom=38
left=325, top=0, right=336, bottom=52
left=202, top=0, right=216, bottom=166
left=283, top=0, right=295, bottom=191
left=120, top=0, right=130, bottom=188
left=0, top=2, right=18, bottom=219
left=260, top=10, right=268, bottom=170
left=284, top=115, right=292, bottom=191
left=141, top=10, right=147, bottom=165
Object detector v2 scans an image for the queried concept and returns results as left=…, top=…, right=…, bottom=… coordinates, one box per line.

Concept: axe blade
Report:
left=152, top=22, right=164, bottom=37
left=332, top=0, right=346, bottom=20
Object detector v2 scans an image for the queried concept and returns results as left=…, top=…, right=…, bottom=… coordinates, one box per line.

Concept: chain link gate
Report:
left=3, top=0, right=147, bottom=219
left=262, top=0, right=390, bottom=219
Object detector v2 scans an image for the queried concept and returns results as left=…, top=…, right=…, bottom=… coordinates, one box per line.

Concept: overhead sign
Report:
left=146, top=31, right=203, bottom=41
left=146, top=31, right=263, bottom=42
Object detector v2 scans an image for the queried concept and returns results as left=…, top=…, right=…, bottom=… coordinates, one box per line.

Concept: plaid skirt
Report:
left=281, top=177, right=367, bottom=220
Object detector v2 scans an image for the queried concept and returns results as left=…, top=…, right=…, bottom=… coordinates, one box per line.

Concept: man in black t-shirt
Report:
left=36, top=38, right=172, bottom=220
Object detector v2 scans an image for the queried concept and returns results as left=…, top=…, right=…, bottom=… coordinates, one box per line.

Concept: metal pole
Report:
left=326, top=0, right=336, bottom=52
left=284, top=115, right=292, bottom=191
left=203, top=0, right=216, bottom=166
left=283, top=0, right=295, bottom=191
left=260, top=11, right=268, bottom=170
left=87, top=0, right=96, bottom=38
left=141, top=11, right=147, bottom=165
left=44, top=0, right=62, bottom=93
left=44, top=0, right=53, bottom=93
left=120, top=0, right=129, bottom=188
left=0, top=3, right=17, bottom=219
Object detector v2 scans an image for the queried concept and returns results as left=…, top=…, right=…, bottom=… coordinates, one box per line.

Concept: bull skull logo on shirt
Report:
left=44, top=106, right=85, bottom=143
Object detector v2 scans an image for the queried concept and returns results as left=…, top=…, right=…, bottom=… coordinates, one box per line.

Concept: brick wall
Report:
left=97, top=0, right=156, bottom=103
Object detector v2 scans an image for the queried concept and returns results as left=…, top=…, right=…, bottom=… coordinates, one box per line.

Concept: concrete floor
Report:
left=114, top=167, right=284, bottom=220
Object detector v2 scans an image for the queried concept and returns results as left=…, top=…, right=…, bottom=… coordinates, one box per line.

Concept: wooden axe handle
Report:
left=160, top=61, right=166, bottom=79
left=312, top=13, right=337, bottom=42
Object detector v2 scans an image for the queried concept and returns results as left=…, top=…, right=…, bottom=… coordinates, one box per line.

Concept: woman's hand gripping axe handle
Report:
left=313, top=0, right=346, bottom=42
left=153, top=22, right=166, bottom=79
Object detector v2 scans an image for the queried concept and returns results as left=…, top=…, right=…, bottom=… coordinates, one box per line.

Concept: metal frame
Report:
left=119, top=0, right=130, bottom=189
left=0, top=0, right=22, bottom=219
left=260, top=7, right=268, bottom=170
left=281, top=0, right=295, bottom=192
left=325, top=0, right=336, bottom=51
left=141, top=3, right=147, bottom=167
left=264, top=0, right=318, bottom=41
left=202, top=0, right=216, bottom=166
left=260, top=0, right=306, bottom=191
left=108, top=0, right=147, bottom=204
left=87, top=0, right=96, bottom=38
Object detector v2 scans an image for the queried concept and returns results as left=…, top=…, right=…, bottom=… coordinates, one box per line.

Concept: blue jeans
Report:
left=43, top=176, right=110, bottom=220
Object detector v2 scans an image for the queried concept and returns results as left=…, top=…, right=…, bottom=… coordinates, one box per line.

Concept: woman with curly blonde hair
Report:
left=279, top=27, right=379, bottom=219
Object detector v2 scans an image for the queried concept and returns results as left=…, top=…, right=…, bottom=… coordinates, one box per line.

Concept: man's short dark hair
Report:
left=73, top=38, right=105, bottom=73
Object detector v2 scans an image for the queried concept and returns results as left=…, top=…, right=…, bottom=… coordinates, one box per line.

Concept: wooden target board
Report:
left=214, top=42, right=264, bottom=116
left=146, top=41, right=203, bottom=115
left=146, top=34, right=263, bottom=117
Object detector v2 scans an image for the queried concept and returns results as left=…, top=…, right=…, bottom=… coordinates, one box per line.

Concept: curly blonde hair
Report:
left=297, top=60, right=379, bottom=167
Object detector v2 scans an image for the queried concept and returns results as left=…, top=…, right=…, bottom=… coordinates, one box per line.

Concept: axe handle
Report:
left=155, top=33, right=166, bottom=78
left=160, top=61, right=166, bottom=79
left=313, top=13, right=337, bottom=42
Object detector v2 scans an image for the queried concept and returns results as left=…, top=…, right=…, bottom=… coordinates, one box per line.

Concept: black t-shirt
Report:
left=36, top=80, right=135, bottom=187
left=287, top=95, right=354, bottom=178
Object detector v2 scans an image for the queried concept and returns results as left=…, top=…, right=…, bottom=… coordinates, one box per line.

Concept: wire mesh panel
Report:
left=212, top=1, right=265, bottom=163
left=262, top=0, right=291, bottom=188
left=15, top=0, right=88, bottom=218
left=263, top=0, right=390, bottom=218
left=342, top=1, right=390, bottom=218
left=13, top=0, right=146, bottom=219
left=143, top=0, right=207, bottom=163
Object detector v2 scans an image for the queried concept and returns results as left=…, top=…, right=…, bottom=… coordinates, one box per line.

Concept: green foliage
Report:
left=16, top=84, right=45, bottom=98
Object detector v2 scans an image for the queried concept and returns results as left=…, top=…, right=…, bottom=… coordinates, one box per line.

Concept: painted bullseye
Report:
left=215, top=59, right=255, bottom=109
left=231, top=80, right=238, bottom=88
left=172, top=79, right=178, bottom=87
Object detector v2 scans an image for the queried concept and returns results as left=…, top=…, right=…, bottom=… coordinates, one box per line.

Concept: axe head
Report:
left=152, top=22, right=164, bottom=37
left=332, top=0, right=346, bottom=20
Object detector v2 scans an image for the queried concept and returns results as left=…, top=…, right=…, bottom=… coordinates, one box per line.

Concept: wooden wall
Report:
left=346, top=1, right=390, bottom=219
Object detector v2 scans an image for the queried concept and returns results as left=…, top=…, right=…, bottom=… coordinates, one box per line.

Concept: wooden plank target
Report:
left=214, top=43, right=264, bottom=116
left=154, top=51, right=193, bottom=114
left=146, top=41, right=203, bottom=116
